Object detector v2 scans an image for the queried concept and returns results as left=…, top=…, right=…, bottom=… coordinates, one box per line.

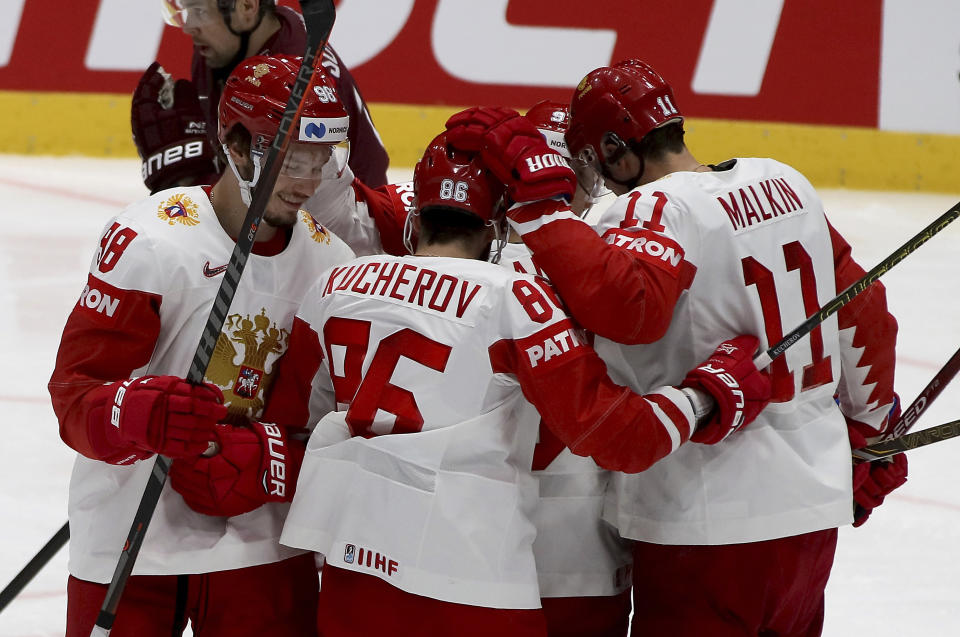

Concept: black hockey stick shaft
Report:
left=0, top=522, right=69, bottom=613
left=753, top=201, right=960, bottom=370
left=853, top=418, right=960, bottom=461
left=90, top=2, right=336, bottom=634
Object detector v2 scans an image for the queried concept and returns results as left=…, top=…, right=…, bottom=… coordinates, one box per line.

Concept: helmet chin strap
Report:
left=223, top=144, right=264, bottom=207
left=402, top=210, right=418, bottom=254
left=488, top=219, right=507, bottom=264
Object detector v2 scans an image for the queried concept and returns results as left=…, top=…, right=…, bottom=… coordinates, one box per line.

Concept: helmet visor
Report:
left=571, top=151, right=607, bottom=201
left=279, top=142, right=334, bottom=181
left=161, top=0, right=220, bottom=29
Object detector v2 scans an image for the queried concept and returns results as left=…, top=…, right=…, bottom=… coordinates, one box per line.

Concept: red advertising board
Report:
left=0, top=0, right=881, bottom=127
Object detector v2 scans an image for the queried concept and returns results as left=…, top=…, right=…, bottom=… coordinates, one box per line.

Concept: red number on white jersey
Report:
left=742, top=240, right=833, bottom=402
left=323, top=317, right=453, bottom=437
left=620, top=190, right=668, bottom=233
left=97, top=222, right=138, bottom=273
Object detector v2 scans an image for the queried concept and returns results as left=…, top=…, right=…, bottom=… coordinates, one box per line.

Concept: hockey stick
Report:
left=0, top=522, right=69, bottom=613
left=753, top=201, right=960, bottom=371
left=846, top=345, right=960, bottom=463
left=884, top=345, right=960, bottom=440
left=853, top=417, right=960, bottom=461
left=89, top=2, right=336, bottom=634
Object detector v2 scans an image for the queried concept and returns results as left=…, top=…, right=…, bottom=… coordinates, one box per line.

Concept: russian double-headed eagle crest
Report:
left=205, top=308, right=289, bottom=421
left=301, top=211, right=331, bottom=244
left=157, top=194, right=200, bottom=227
left=245, top=63, right=271, bottom=87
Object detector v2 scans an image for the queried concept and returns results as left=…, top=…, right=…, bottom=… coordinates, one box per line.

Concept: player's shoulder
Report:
left=113, top=186, right=218, bottom=247
left=291, top=210, right=356, bottom=261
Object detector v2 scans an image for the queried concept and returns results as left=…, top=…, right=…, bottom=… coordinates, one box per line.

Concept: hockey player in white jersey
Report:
left=446, top=60, right=904, bottom=636
left=499, top=100, right=631, bottom=637
left=48, top=55, right=355, bottom=636
left=206, top=130, right=773, bottom=636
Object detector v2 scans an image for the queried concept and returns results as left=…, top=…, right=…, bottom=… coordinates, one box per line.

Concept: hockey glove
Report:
left=131, top=62, right=219, bottom=194
left=444, top=106, right=518, bottom=152
left=170, top=422, right=307, bottom=517
left=681, top=335, right=771, bottom=444
left=848, top=398, right=908, bottom=527
left=479, top=114, right=577, bottom=205
left=97, top=375, right=225, bottom=463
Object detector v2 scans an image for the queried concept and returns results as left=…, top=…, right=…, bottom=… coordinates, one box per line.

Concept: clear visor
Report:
left=161, top=0, right=220, bottom=28
left=571, top=150, right=608, bottom=201
left=278, top=140, right=350, bottom=181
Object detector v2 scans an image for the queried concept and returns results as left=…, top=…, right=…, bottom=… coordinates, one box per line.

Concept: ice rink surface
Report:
left=0, top=155, right=957, bottom=636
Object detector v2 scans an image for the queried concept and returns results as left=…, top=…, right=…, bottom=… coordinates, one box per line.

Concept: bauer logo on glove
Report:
left=131, top=62, right=219, bottom=194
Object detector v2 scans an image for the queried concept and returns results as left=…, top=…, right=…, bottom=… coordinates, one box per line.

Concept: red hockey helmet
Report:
left=413, top=130, right=506, bottom=224
left=566, top=59, right=682, bottom=171
left=524, top=100, right=571, bottom=159
left=218, top=55, right=349, bottom=156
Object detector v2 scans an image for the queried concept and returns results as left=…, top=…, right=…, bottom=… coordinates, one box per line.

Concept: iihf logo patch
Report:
left=344, top=544, right=356, bottom=564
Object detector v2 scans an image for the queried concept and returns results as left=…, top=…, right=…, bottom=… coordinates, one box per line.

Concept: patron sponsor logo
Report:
left=78, top=284, right=120, bottom=317
left=604, top=232, right=683, bottom=268
left=525, top=327, right=587, bottom=367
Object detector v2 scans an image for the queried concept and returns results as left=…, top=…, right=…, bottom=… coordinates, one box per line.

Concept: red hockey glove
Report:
left=480, top=114, right=577, bottom=204
left=444, top=106, right=518, bottom=152
left=682, top=335, right=771, bottom=444
left=131, top=62, right=219, bottom=194
left=169, top=422, right=307, bottom=517
left=848, top=399, right=908, bottom=526
left=101, top=375, right=225, bottom=461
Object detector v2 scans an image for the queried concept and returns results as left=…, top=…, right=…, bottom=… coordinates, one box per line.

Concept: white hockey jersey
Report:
left=509, top=158, right=899, bottom=545
left=273, top=254, right=704, bottom=608
left=501, top=244, right=632, bottom=597
left=48, top=186, right=355, bottom=583
left=301, top=188, right=634, bottom=597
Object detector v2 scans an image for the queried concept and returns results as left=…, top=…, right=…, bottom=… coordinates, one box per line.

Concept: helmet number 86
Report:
left=439, top=179, right=468, bottom=202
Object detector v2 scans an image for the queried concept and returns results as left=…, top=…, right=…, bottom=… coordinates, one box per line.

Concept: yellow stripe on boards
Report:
left=1, top=91, right=957, bottom=193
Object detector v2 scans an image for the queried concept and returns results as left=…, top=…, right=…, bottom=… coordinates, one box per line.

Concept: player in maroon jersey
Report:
left=131, top=0, right=389, bottom=194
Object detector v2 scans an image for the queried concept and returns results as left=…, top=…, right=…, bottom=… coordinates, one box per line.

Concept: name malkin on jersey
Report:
left=717, top=176, right=806, bottom=233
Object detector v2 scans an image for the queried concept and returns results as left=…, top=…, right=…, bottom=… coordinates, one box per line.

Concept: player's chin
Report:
left=264, top=195, right=305, bottom=227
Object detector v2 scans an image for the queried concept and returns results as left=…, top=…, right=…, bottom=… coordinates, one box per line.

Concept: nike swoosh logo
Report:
left=203, top=261, right=229, bottom=278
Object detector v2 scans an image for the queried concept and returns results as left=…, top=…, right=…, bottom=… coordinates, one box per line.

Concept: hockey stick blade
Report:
left=753, top=201, right=960, bottom=370
left=0, top=522, right=69, bottom=613
left=853, top=418, right=960, bottom=462
left=89, top=2, right=336, bottom=634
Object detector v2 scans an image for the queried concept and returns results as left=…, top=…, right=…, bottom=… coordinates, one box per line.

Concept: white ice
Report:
left=0, top=155, right=957, bottom=636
